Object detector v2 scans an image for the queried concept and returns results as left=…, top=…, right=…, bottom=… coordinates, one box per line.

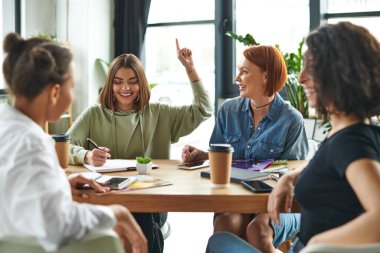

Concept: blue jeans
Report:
left=206, top=233, right=305, bottom=253
left=206, top=213, right=301, bottom=253
left=206, top=232, right=261, bottom=253
left=272, top=213, right=301, bottom=248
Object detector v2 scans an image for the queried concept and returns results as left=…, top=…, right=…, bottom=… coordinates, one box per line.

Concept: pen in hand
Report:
left=87, top=138, right=111, bottom=158
left=87, top=138, right=100, bottom=149
left=84, top=138, right=111, bottom=166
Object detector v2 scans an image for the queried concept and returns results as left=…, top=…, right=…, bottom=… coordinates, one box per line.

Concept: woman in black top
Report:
left=268, top=22, right=380, bottom=250
left=206, top=21, right=380, bottom=253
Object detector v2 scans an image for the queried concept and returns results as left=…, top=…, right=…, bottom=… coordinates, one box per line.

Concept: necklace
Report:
left=250, top=99, right=274, bottom=111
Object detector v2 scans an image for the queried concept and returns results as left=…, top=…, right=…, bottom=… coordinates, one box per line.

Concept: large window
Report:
left=324, top=0, right=380, bottom=40
left=327, top=0, right=380, bottom=13
left=145, top=0, right=215, bottom=159
left=235, top=0, right=310, bottom=66
left=144, top=0, right=380, bottom=159
left=145, top=25, right=215, bottom=106
left=148, top=0, right=214, bottom=23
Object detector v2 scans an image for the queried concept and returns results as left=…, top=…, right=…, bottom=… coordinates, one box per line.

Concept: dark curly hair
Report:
left=306, top=22, right=380, bottom=123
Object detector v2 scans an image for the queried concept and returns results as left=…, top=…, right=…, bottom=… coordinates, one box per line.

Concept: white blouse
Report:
left=0, top=104, right=116, bottom=251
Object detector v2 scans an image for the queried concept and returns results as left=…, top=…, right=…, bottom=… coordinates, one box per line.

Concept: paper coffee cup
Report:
left=208, top=144, right=234, bottom=188
left=52, top=134, right=70, bottom=169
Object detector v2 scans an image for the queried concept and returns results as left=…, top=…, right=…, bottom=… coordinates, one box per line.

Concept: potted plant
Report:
left=136, top=156, right=152, bottom=175
left=226, top=31, right=309, bottom=118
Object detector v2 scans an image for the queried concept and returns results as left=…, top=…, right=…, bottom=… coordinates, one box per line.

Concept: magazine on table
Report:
left=125, top=175, right=172, bottom=191
left=231, top=159, right=274, bottom=171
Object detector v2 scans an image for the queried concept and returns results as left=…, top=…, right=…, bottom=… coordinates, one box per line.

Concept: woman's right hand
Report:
left=176, top=38, right=194, bottom=72
left=84, top=147, right=111, bottom=167
left=176, top=39, right=200, bottom=83
left=267, top=174, right=296, bottom=225
left=110, top=205, right=148, bottom=253
left=181, top=145, right=208, bottom=163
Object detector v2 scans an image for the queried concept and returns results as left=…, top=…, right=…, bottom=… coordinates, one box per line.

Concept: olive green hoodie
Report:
left=68, top=80, right=212, bottom=164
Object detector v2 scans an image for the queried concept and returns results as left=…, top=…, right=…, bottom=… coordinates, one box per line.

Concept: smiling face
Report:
left=298, top=52, right=318, bottom=108
left=235, top=56, right=267, bottom=99
left=112, top=67, right=140, bottom=111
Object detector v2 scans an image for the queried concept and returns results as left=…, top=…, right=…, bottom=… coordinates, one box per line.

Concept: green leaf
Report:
left=225, top=31, right=260, bottom=46
left=323, top=122, right=332, bottom=134
left=136, top=156, right=152, bottom=164
left=149, top=83, right=158, bottom=89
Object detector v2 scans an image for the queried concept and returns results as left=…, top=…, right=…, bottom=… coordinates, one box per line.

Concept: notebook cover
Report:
left=200, top=167, right=269, bottom=183
left=232, top=159, right=274, bottom=171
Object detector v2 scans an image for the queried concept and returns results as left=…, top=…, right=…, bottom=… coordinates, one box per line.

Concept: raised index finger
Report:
left=176, top=38, right=180, bottom=52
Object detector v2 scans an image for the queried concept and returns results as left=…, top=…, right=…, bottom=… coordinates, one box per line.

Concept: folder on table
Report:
left=200, top=167, right=269, bottom=183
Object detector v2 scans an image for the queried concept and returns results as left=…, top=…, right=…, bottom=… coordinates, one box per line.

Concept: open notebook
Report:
left=84, top=159, right=158, bottom=173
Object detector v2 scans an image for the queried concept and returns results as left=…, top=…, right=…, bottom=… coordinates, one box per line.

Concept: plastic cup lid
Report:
left=208, top=143, right=234, bottom=152
left=52, top=133, right=70, bottom=142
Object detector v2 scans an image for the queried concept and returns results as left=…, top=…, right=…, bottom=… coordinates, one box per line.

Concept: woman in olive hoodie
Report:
left=67, top=39, right=212, bottom=253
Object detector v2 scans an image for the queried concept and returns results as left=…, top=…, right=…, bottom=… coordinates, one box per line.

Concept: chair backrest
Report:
left=0, top=229, right=124, bottom=253
left=300, top=243, right=380, bottom=253
left=306, top=139, right=319, bottom=160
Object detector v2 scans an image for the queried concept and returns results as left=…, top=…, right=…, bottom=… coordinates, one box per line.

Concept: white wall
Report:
left=0, top=0, right=3, bottom=89
left=67, top=0, right=113, bottom=118
left=20, top=0, right=114, bottom=118
left=1, top=0, right=17, bottom=89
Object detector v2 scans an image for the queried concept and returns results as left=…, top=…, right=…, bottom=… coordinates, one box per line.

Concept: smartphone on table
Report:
left=241, top=180, right=273, bottom=193
left=177, top=160, right=209, bottom=170
left=103, top=177, right=136, bottom=190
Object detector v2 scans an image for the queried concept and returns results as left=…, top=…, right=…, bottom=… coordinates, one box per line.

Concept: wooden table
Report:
left=66, top=160, right=307, bottom=213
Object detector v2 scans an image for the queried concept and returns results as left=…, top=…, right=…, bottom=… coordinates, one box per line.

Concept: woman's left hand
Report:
left=267, top=174, right=295, bottom=225
left=68, top=174, right=110, bottom=199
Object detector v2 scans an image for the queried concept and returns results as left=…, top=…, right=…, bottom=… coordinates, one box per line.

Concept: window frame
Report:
left=311, top=0, right=380, bottom=28
left=145, top=0, right=237, bottom=113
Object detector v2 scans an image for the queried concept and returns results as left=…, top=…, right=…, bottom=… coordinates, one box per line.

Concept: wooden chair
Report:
left=278, top=240, right=293, bottom=252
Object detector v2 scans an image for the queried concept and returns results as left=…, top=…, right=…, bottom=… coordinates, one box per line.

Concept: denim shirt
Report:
left=210, top=94, right=308, bottom=160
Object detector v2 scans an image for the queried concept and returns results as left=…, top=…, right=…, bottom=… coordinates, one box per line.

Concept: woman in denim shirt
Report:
left=182, top=45, right=308, bottom=250
left=210, top=92, right=306, bottom=160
